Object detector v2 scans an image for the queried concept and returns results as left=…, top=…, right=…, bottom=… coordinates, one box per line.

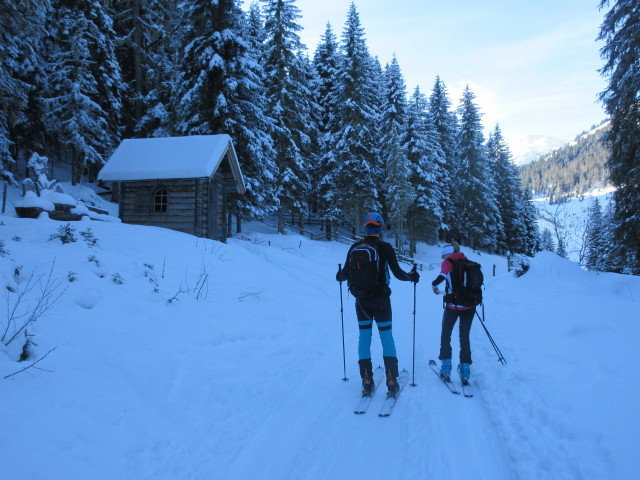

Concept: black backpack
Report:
left=445, top=259, right=483, bottom=307
left=347, top=241, right=381, bottom=298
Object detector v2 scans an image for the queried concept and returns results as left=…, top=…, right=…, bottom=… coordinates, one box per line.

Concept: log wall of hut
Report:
left=118, top=175, right=229, bottom=241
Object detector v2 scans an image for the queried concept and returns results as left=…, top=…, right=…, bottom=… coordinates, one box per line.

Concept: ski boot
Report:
left=362, top=375, right=375, bottom=397
left=440, top=359, right=452, bottom=382
left=386, top=377, right=400, bottom=398
left=384, top=356, right=400, bottom=398
left=460, top=363, right=471, bottom=385
left=359, top=359, right=375, bottom=397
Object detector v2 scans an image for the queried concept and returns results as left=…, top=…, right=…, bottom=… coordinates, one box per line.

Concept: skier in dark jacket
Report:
left=431, top=242, right=474, bottom=383
left=336, top=212, right=420, bottom=397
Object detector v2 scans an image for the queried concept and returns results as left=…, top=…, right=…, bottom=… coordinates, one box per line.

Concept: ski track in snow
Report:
left=1, top=210, right=637, bottom=480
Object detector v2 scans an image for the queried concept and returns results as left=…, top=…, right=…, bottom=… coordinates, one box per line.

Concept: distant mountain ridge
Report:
left=510, top=134, right=568, bottom=166
left=519, top=121, right=611, bottom=202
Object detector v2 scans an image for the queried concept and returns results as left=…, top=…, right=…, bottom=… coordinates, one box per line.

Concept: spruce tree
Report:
left=174, top=0, right=278, bottom=227
left=0, top=0, right=50, bottom=176
left=455, top=86, right=502, bottom=251
left=585, top=197, right=606, bottom=270
left=261, top=0, right=313, bottom=233
left=111, top=0, right=179, bottom=138
left=228, top=3, right=279, bottom=225
left=312, top=23, right=343, bottom=238
left=487, top=124, right=529, bottom=254
left=556, top=236, right=568, bottom=258
left=174, top=0, right=238, bottom=136
left=380, top=57, right=413, bottom=248
left=334, top=3, right=381, bottom=232
left=540, top=228, right=555, bottom=252
left=520, top=189, right=541, bottom=256
left=43, top=0, right=123, bottom=184
left=428, top=76, right=456, bottom=238
left=110, top=0, right=147, bottom=137
left=405, top=86, right=446, bottom=250
left=599, top=202, right=624, bottom=272
left=598, top=0, right=640, bottom=273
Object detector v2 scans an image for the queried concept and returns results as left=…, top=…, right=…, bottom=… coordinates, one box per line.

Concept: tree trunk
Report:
left=278, top=207, right=284, bottom=234
left=71, top=148, right=82, bottom=185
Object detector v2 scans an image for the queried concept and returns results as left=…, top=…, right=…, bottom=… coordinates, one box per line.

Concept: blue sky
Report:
left=289, top=0, right=608, bottom=159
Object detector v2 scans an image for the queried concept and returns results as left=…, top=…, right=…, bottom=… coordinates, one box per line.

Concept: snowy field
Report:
left=534, top=186, right=615, bottom=264
left=1, top=185, right=639, bottom=480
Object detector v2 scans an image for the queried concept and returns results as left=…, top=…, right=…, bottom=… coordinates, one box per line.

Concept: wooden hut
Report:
left=98, top=135, right=245, bottom=241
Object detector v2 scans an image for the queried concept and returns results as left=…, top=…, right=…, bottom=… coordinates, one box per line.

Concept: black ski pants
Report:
left=439, top=307, right=475, bottom=364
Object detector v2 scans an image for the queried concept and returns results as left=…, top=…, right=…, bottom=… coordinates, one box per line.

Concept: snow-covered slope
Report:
left=534, top=187, right=616, bottom=263
left=1, top=211, right=638, bottom=480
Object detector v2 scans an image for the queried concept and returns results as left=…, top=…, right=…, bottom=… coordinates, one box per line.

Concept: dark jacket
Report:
left=337, top=235, right=411, bottom=297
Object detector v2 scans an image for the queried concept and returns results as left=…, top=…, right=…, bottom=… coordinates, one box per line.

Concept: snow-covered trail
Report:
left=220, top=240, right=622, bottom=480
left=222, top=349, right=513, bottom=480
left=222, top=254, right=513, bottom=480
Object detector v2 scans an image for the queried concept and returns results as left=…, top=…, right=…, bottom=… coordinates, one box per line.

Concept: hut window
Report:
left=154, top=187, right=168, bottom=212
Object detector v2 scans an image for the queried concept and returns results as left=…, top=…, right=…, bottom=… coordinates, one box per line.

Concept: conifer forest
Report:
left=1, top=0, right=638, bottom=273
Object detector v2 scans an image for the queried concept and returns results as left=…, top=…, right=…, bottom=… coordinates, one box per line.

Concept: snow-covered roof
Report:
left=98, top=135, right=245, bottom=193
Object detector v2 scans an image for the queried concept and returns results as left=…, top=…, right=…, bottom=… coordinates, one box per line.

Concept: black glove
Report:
left=336, top=267, right=343, bottom=282
left=408, top=271, right=420, bottom=283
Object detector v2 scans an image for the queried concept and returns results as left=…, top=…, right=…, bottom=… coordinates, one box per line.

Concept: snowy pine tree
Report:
left=229, top=4, right=279, bottom=224
left=556, top=235, right=568, bottom=259
left=174, top=0, right=278, bottom=227
left=585, top=197, right=606, bottom=270
left=174, top=0, right=238, bottom=136
left=540, top=228, right=555, bottom=252
left=312, top=23, right=343, bottom=238
left=454, top=86, right=502, bottom=251
left=43, top=0, right=123, bottom=184
left=111, top=0, right=179, bottom=138
left=333, top=3, right=381, bottom=232
left=404, top=86, right=446, bottom=251
left=0, top=0, right=50, bottom=177
left=598, top=0, right=640, bottom=273
left=487, top=124, right=529, bottom=254
left=261, top=0, right=313, bottom=233
left=428, top=76, right=456, bottom=236
left=519, top=188, right=541, bottom=256
left=380, top=57, right=413, bottom=249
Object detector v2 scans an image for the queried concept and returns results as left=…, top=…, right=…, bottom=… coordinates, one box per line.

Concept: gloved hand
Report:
left=432, top=286, right=441, bottom=295
left=336, top=267, right=343, bottom=282
left=408, top=271, right=420, bottom=283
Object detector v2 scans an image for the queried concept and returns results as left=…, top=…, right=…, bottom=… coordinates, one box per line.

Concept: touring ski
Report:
left=378, top=370, right=410, bottom=417
left=457, top=365, right=474, bottom=398
left=354, top=367, right=385, bottom=414
left=428, top=359, right=460, bottom=395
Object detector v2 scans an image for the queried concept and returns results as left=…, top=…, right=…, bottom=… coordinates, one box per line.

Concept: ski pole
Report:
left=338, top=264, right=348, bottom=381
left=411, top=263, right=417, bottom=387
left=475, top=304, right=507, bottom=365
